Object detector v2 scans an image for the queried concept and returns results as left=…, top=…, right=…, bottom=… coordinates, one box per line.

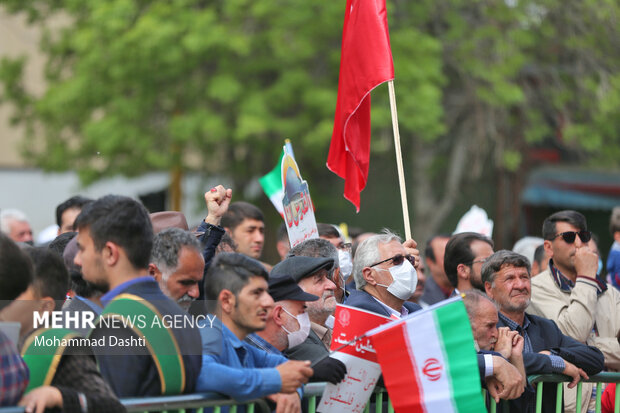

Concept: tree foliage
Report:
left=1, top=0, right=619, bottom=241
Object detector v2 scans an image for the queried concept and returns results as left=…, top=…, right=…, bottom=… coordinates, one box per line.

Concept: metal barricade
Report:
left=0, top=375, right=615, bottom=413
left=487, top=372, right=620, bottom=413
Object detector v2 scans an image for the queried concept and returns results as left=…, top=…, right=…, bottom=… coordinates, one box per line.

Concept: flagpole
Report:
left=387, top=80, right=412, bottom=240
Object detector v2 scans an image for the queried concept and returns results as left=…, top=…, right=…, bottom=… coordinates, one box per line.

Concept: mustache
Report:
left=177, top=294, right=194, bottom=304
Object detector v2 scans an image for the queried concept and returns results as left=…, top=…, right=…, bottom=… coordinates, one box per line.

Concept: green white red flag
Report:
left=367, top=298, right=486, bottom=412
left=259, top=141, right=295, bottom=217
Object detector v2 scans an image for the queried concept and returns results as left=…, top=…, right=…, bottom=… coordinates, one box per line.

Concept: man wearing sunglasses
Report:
left=347, top=231, right=422, bottom=318
left=528, top=210, right=620, bottom=412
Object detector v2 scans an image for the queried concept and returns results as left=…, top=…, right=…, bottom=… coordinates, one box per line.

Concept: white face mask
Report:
left=376, top=259, right=418, bottom=300
left=281, top=308, right=311, bottom=349
left=338, top=250, right=353, bottom=278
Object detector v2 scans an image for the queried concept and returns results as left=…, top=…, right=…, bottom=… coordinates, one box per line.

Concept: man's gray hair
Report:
left=481, top=250, right=531, bottom=286
left=352, top=230, right=402, bottom=290
left=151, top=228, right=202, bottom=278
left=461, top=289, right=497, bottom=324
left=288, top=238, right=339, bottom=275
left=0, top=209, right=29, bottom=234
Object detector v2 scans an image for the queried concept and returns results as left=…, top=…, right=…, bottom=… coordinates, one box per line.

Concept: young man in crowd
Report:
left=444, top=232, right=494, bottom=295
left=0, top=241, right=123, bottom=412
left=221, top=201, right=265, bottom=260
left=528, top=210, right=620, bottom=411
left=75, top=195, right=202, bottom=397
left=198, top=253, right=313, bottom=411
left=55, top=196, right=93, bottom=235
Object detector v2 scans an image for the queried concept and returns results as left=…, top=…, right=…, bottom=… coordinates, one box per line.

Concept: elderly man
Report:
left=347, top=231, right=421, bottom=318
left=482, top=250, right=605, bottom=413
left=271, top=255, right=347, bottom=384
left=246, top=276, right=318, bottom=355
left=0, top=209, right=33, bottom=244
left=528, top=210, right=620, bottom=411
left=444, top=232, right=494, bottom=294
left=289, top=238, right=346, bottom=305
left=462, top=290, right=527, bottom=394
left=149, top=228, right=205, bottom=311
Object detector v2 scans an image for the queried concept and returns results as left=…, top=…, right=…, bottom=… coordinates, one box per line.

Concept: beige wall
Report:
left=0, top=8, right=48, bottom=167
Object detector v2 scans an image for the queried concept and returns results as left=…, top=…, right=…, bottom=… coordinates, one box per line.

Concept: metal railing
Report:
left=0, top=374, right=617, bottom=413
left=488, top=372, right=620, bottom=413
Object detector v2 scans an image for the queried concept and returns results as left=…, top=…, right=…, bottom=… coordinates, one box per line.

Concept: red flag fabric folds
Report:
left=327, top=0, right=395, bottom=212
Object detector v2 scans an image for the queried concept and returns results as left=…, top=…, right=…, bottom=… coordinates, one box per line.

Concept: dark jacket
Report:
left=90, top=279, right=202, bottom=397
left=283, top=328, right=328, bottom=364
left=497, top=312, right=604, bottom=413
left=345, top=289, right=422, bottom=317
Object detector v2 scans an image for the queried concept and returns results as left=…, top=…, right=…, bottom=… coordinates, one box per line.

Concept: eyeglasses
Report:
left=553, top=231, right=592, bottom=244
left=471, top=259, right=487, bottom=265
left=369, top=254, right=415, bottom=268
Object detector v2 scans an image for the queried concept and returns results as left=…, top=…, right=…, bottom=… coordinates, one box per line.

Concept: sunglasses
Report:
left=553, top=230, right=591, bottom=244
left=369, top=254, right=415, bottom=268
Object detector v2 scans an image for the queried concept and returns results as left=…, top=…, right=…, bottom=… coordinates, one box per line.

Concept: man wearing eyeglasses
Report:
left=528, top=210, right=620, bottom=412
left=347, top=231, right=422, bottom=318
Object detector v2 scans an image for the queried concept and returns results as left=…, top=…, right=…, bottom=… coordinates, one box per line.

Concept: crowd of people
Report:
left=0, top=189, right=619, bottom=413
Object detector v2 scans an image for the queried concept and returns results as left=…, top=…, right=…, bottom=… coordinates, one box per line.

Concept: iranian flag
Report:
left=368, top=298, right=485, bottom=413
left=259, top=141, right=295, bottom=217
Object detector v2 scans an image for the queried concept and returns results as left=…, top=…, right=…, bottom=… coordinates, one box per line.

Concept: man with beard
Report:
left=149, top=228, right=205, bottom=312
left=528, top=210, right=620, bottom=412
left=272, top=255, right=347, bottom=384
left=74, top=195, right=201, bottom=397
left=483, top=250, right=604, bottom=412
left=444, top=232, right=494, bottom=295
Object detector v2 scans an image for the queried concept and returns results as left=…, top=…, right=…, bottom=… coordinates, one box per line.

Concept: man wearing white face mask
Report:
left=246, top=276, right=318, bottom=355
left=347, top=231, right=422, bottom=318
left=272, top=255, right=348, bottom=385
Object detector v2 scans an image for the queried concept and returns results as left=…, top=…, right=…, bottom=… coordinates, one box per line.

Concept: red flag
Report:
left=327, top=0, right=394, bottom=212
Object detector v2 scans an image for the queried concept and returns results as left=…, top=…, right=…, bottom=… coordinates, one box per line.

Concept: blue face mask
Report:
left=597, top=258, right=603, bottom=277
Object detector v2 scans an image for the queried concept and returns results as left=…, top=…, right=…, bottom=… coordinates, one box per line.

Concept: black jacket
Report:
left=496, top=312, right=604, bottom=413
left=345, top=289, right=422, bottom=317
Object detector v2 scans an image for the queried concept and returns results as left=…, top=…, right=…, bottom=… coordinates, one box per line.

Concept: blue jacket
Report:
left=197, top=317, right=302, bottom=401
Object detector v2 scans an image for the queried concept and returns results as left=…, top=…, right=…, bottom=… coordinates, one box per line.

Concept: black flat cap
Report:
left=268, top=276, right=319, bottom=302
left=271, top=256, right=334, bottom=283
